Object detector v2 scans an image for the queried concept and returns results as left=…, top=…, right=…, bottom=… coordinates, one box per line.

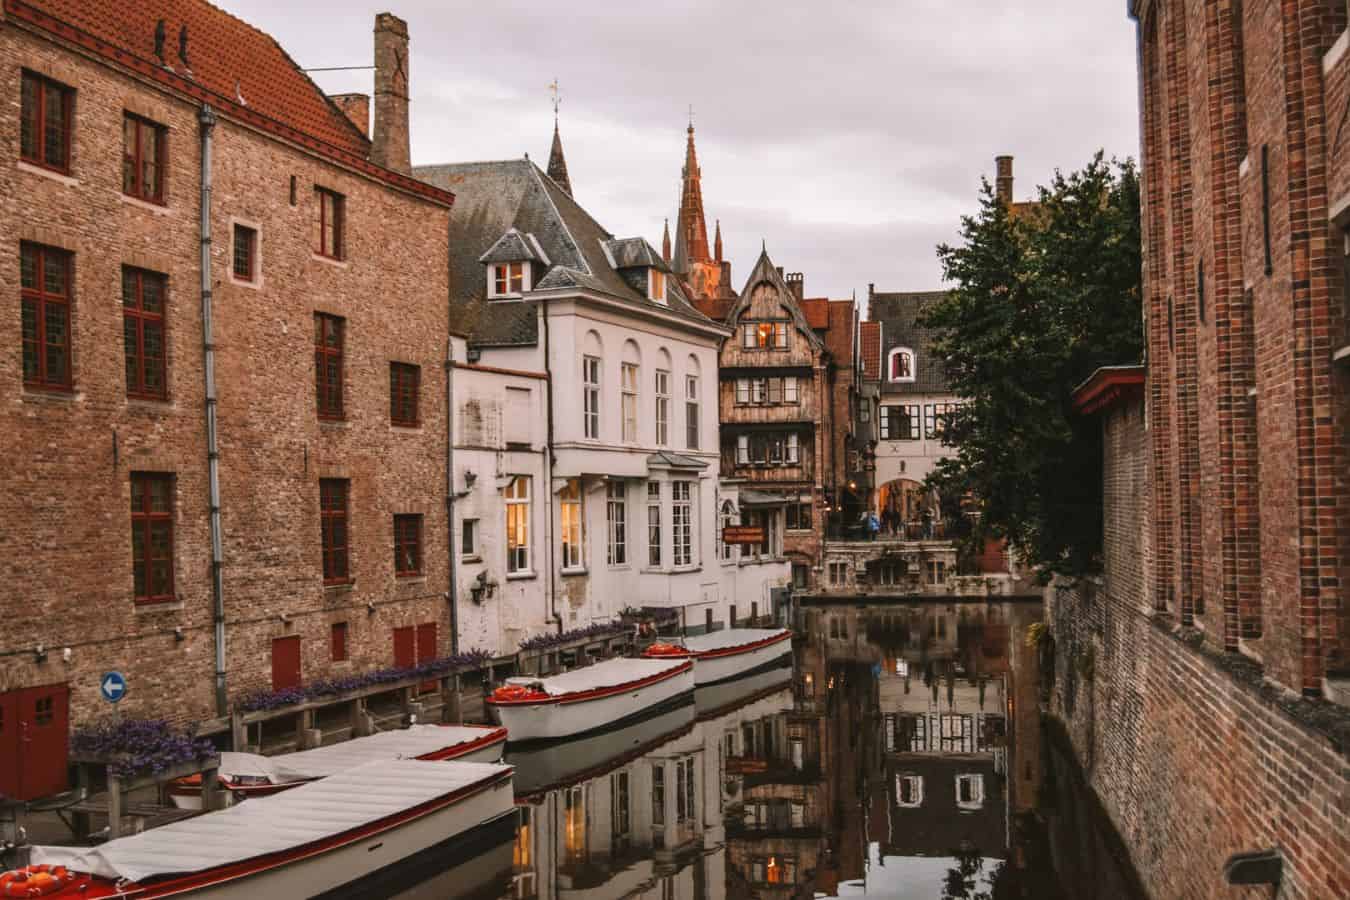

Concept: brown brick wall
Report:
left=0, top=25, right=451, bottom=726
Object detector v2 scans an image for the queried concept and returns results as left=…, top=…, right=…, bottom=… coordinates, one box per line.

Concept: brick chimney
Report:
left=330, top=93, right=370, bottom=138
left=371, top=13, right=410, bottom=174
left=995, top=154, right=1014, bottom=205
left=785, top=272, right=804, bottom=302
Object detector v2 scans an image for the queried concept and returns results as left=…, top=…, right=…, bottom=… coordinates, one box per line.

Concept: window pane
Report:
left=43, top=84, right=66, bottom=167
left=43, top=253, right=65, bottom=296
left=20, top=74, right=37, bottom=160
left=123, top=116, right=137, bottom=194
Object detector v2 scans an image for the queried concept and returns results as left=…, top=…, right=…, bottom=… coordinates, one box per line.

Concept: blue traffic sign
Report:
left=100, top=671, right=128, bottom=704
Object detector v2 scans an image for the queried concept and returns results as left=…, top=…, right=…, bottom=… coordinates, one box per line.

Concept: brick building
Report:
left=0, top=0, right=456, bottom=799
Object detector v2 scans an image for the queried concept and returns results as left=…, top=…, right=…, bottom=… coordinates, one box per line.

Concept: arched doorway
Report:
left=876, top=478, right=941, bottom=538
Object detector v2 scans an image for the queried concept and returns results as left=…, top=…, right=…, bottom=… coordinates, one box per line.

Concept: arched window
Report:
left=887, top=347, right=915, bottom=382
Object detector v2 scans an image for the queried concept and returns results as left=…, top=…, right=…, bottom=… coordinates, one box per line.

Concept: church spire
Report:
left=662, top=218, right=672, bottom=263
left=672, top=119, right=711, bottom=274
left=714, top=218, right=722, bottom=263
left=546, top=80, right=572, bottom=197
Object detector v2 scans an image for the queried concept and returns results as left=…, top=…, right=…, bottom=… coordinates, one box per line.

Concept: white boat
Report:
left=486, top=657, right=693, bottom=743
left=168, top=723, right=506, bottom=809
left=18, top=759, right=515, bottom=899
left=693, top=658, right=793, bottom=719
left=643, top=627, right=793, bottom=685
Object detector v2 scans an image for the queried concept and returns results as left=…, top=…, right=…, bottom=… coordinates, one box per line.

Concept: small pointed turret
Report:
left=662, top=218, right=672, bottom=263
left=547, top=119, right=572, bottom=197
left=714, top=219, right=723, bottom=263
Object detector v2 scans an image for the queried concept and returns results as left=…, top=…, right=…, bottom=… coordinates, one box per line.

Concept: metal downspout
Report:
left=446, top=350, right=460, bottom=655
left=199, top=104, right=227, bottom=716
left=542, top=300, right=560, bottom=631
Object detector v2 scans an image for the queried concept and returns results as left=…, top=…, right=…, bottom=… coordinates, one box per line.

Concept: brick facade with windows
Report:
left=0, top=2, right=453, bottom=731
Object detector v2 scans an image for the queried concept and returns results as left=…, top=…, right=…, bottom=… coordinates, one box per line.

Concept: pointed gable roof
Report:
left=672, top=123, right=711, bottom=273
left=478, top=228, right=548, bottom=265
left=728, top=249, right=826, bottom=352
left=547, top=121, right=572, bottom=197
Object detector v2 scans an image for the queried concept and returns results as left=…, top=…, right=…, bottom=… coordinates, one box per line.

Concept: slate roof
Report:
left=868, top=290, right=952, bottom=394
left=19, top=0, right=370, bottom=155
left=415, top=158, right=716, bottom=347
left=604, top=237, right=671, bottom=273
left=479, top=229, right=546, bottom=265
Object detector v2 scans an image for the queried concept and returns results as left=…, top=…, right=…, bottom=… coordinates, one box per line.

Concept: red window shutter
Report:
left=416, top=622, right=438, bottom=694
left=271, top=636, right=302, bottom=691
left=330, top=622, right=348, bottom=662
left=393, top=626, right=416, bottom=669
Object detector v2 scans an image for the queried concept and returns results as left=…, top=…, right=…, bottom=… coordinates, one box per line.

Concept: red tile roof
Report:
left=7, top=0, right=453, bottom=207
left=860, top=321, right=881, bottom=380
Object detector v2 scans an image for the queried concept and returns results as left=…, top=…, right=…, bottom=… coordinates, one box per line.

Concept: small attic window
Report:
left=489, top=261, right=528, bottom=298
left=887, top=347, right=915, bottom=383
left=649, top=268, right=667, bottom=304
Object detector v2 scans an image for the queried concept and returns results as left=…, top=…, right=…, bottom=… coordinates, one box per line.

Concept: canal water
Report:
left=397, top=601, right=1142, bottom=900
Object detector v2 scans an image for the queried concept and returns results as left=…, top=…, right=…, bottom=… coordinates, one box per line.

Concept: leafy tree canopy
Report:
left=921, top=153, right=1142, bottom=578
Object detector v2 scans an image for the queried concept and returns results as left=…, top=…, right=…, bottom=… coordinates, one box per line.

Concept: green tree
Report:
left=922, top=153, right=1142, bottom=577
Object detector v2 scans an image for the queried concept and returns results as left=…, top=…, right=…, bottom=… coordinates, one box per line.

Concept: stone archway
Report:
left=876, top=478, right=940, bottom=537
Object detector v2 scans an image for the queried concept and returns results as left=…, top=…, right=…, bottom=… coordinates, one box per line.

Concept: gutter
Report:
left=446, top=349, right=460, bottom=655
left=541, top=300, right=561, bottom=631
left=199, top=104, right=228, bottom=716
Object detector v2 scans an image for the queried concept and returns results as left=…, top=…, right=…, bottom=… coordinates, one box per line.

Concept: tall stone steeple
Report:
left=672, top=123, right=710, bottom=274
left=547, top=119, right=572, bottom=197
left=714, top=218, right=723, bottom=263
left=662, top=218, right=672, bottom=263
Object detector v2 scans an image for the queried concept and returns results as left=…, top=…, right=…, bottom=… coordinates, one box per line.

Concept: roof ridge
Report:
left=527, top=161, right=592, bottom=276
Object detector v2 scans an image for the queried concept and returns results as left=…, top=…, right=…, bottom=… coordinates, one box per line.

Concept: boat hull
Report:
left=489, top=664, right=694, bottom=744
left=692, top=632, right=793, bottom=686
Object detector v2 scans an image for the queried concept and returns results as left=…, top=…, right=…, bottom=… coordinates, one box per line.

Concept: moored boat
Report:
left=168, top=723, right=507, bottom=809
left=486, top=657, right=693, bottom=743
left=14, top=759, right=514, bottom=898
left=643, top=627, right=793, bottom=685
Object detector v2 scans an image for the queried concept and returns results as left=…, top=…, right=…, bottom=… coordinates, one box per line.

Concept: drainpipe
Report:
left=541, top=300, right=561, bottom=631
left=198, top=104, right=227, bottom=717
left=446, top=348, right=460, bottom=655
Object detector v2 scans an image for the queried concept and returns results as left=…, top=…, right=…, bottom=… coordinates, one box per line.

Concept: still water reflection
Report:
left=400, top=601, right=1131, bottom=900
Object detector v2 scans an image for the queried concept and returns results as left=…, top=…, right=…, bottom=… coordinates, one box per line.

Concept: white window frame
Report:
left=655, top=369, right=671, bottom=445
left=719, top=500, right=737, bottom=562
left=783, top=376, right=798, bottom=403
left=955, top=773, right=984, bottom=809
left=887, top=346, right=916, bottom=382
left=786, top=433, right=800, bottom=464
left=648, top=268, right=666, bottom=303
left=560, top=478, right=583, bottom=571
left=672, top=481, right=693, bottom=567
left=487, top=261, right=529, bottom=298
left=461, top=517, right=479, bottom=560
left=736, top=434, right=749, bottom=465
left=685, top=375, right=700, bottom=450
left=896, top=774, right=924, bottom=808
left=621, top=362, right=639, bottom=443
left=583, top=355, right=601, bottom=440
left=647, top=482, right=662, bottom=567
left=505, top=476, right=531, bottom=575
left=735, top=378, right=750, bottom=405
left=607, top=481, right=627, bottom=566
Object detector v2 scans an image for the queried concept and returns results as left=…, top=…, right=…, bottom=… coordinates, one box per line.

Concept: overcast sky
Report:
left=229, top=0, right=1140, bottom=304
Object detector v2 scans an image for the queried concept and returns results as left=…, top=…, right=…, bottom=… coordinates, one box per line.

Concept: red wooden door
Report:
left=271, top=636, right=302, bottom=692
left=416, top=622, right=438, bottom=693
left=0, top=690, right=20, bottom=799
left=393, top=626, right=416, bottom=669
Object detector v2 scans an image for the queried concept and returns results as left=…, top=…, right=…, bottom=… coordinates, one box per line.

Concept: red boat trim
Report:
left=94, top=769, right=514, bottom=898
left=486, top=661, right=693, bottom=707
left=690, top=630, right=792, bottom=661
left=514, top=722, right=695, bottom=803
left=417, top=727, right=507, bottom=760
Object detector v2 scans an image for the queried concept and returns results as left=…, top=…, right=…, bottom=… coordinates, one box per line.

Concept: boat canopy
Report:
left=682, top=627, right=790, bottom=654
left=508, top=657, right=688, bottom=698
left=32, top=759, right=511, bottom=884
left=252, top=724, right=500, bottom=781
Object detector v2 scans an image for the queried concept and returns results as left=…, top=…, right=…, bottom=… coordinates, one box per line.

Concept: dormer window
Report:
left=887, top=347, right=915, bottom=382
left=489, top=261, right=528, bottom=298
left=648, top=268, right=666, bottom=304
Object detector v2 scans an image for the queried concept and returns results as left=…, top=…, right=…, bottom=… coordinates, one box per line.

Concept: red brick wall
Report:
left=0, top=26, right=451, bottom=726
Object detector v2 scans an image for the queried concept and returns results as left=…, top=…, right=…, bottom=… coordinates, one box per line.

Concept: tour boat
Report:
left=643, top=627, right=793, bottom=685
left=14, top=759, right=515, bottom=899
left=486, top=657, right=694, bottom=743
left=693, top=657, right=793, bottom=720
left=168, top=723, right=506, bottom=809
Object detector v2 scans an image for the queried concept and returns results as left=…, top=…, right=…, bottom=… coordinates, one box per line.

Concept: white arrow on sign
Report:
left=102, top=676, right=125, bottom=699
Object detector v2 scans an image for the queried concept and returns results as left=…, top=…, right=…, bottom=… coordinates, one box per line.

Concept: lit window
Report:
left=491, top=261, right=527, bottom=297
left=505, top=476, right=531, bottom=573
left=649, top=268, right=666, bottom=303
left=561, top=478, right=583, bottom=570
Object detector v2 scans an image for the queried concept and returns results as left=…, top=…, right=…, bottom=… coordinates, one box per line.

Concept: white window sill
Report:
left=311, top=252, right=349, bottom=269
left=461, top=554, right=482, bottom=564
left=608, top=564, right=632, bottom=571
left=228, top=272, right=263, bottom=291
left=560, top=566, right=588, bottom=577
left=671, top=565, right=701, bottom=574
left=506, top=570, right=536, bottom=581
left=119, top=193, right=172, bottom=216
left=487, top=293, right=524, bottom=301
left=17, top=159, right=77, bottom=186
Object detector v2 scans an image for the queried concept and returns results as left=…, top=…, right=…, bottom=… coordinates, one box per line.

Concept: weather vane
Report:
left=549, top=79, right=561, bottom=120
left=688, top=103, right=694, bottom=128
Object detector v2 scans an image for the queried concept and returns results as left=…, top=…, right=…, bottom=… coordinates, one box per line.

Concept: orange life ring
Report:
left=643, top=642, right=691, bottom=657
left=0, top=865, right=78, bottom=897
left=488, top=683, right=548, bottom=703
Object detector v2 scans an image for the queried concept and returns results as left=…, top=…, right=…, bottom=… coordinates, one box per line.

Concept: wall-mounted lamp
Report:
left=278, top=613, right=291, bottom=626
left=173, top=627, right=185, bottom=643
left=464, top=470, right=477, bottom=488
left=34, top=644, right=47, bottom=664
left=62, top=647, right=72, bottom=663
left=367, top=601, right=377, bottom=615
left=469, top=571, right=497, bottom=605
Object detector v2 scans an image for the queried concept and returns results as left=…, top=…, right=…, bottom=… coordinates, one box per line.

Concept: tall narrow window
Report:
left=233, top=224, right=256, bottom=282
left=390, top=362, right=420, bottom=426
left=583, top=355, right=601, bottom=439
left=317, top=187, right=345, bottom=260
left=314, top=313, right=344, bottom=420
left=720, top=500, right=737, bottom=561
left=1260, top=144, right=1272, bottom=276
left=20, top=242, right=72, bottom=391
left=685, top=375, right=700, bottom=450
left=648, top=269, right=666, bottom=303
left=611, top=771, right=631, bottom=849
left=1197, top=258, right=1206, bottom=323
left=784, top=376, right=799, bottom=403
left=320, top=479, right=350, bottom=584
left=122, top=113, right=166, bottom=203
left=505, top=476, right=531, bottom=574
left=737, top=434, right=751, bottom=464
left=122, top=267, right=166, bottom=399
left=330, top=621, right=349, bottom=661
left=786, top=433, right=800, bottom=464
left=20, top=71, right=73, bottom=173
left=560, top=478, right=583, bottom=570
left=672, top=481, right=693, bottom=567
left=393, top=514, right=423, bottom=577
left=651, top=765, right=665, bottom=826
left=621, top=362, right=639, bottom=442
left=130, top=473, right=174, bottom=603
left=607, top=481, right=627, bottom=566
left=647, top=482, right=662, bottom=567
left=735, top=378, right=750, bottom=405
left=461, top=518, right=479, bottom=559
left=563, top=786, right=586, bottom=866
left=655, top=369, right=671, bottom=445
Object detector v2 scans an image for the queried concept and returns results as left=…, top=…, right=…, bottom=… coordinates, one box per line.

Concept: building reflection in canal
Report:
left=397, top=601, right=1112, bottom=900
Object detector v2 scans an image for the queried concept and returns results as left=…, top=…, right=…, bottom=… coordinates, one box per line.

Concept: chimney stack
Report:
left=785, top=272, right=804, bottom=302
left=371, top=13, right=411, bottom=174
left=995, top=154, right=1014, bottom=205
